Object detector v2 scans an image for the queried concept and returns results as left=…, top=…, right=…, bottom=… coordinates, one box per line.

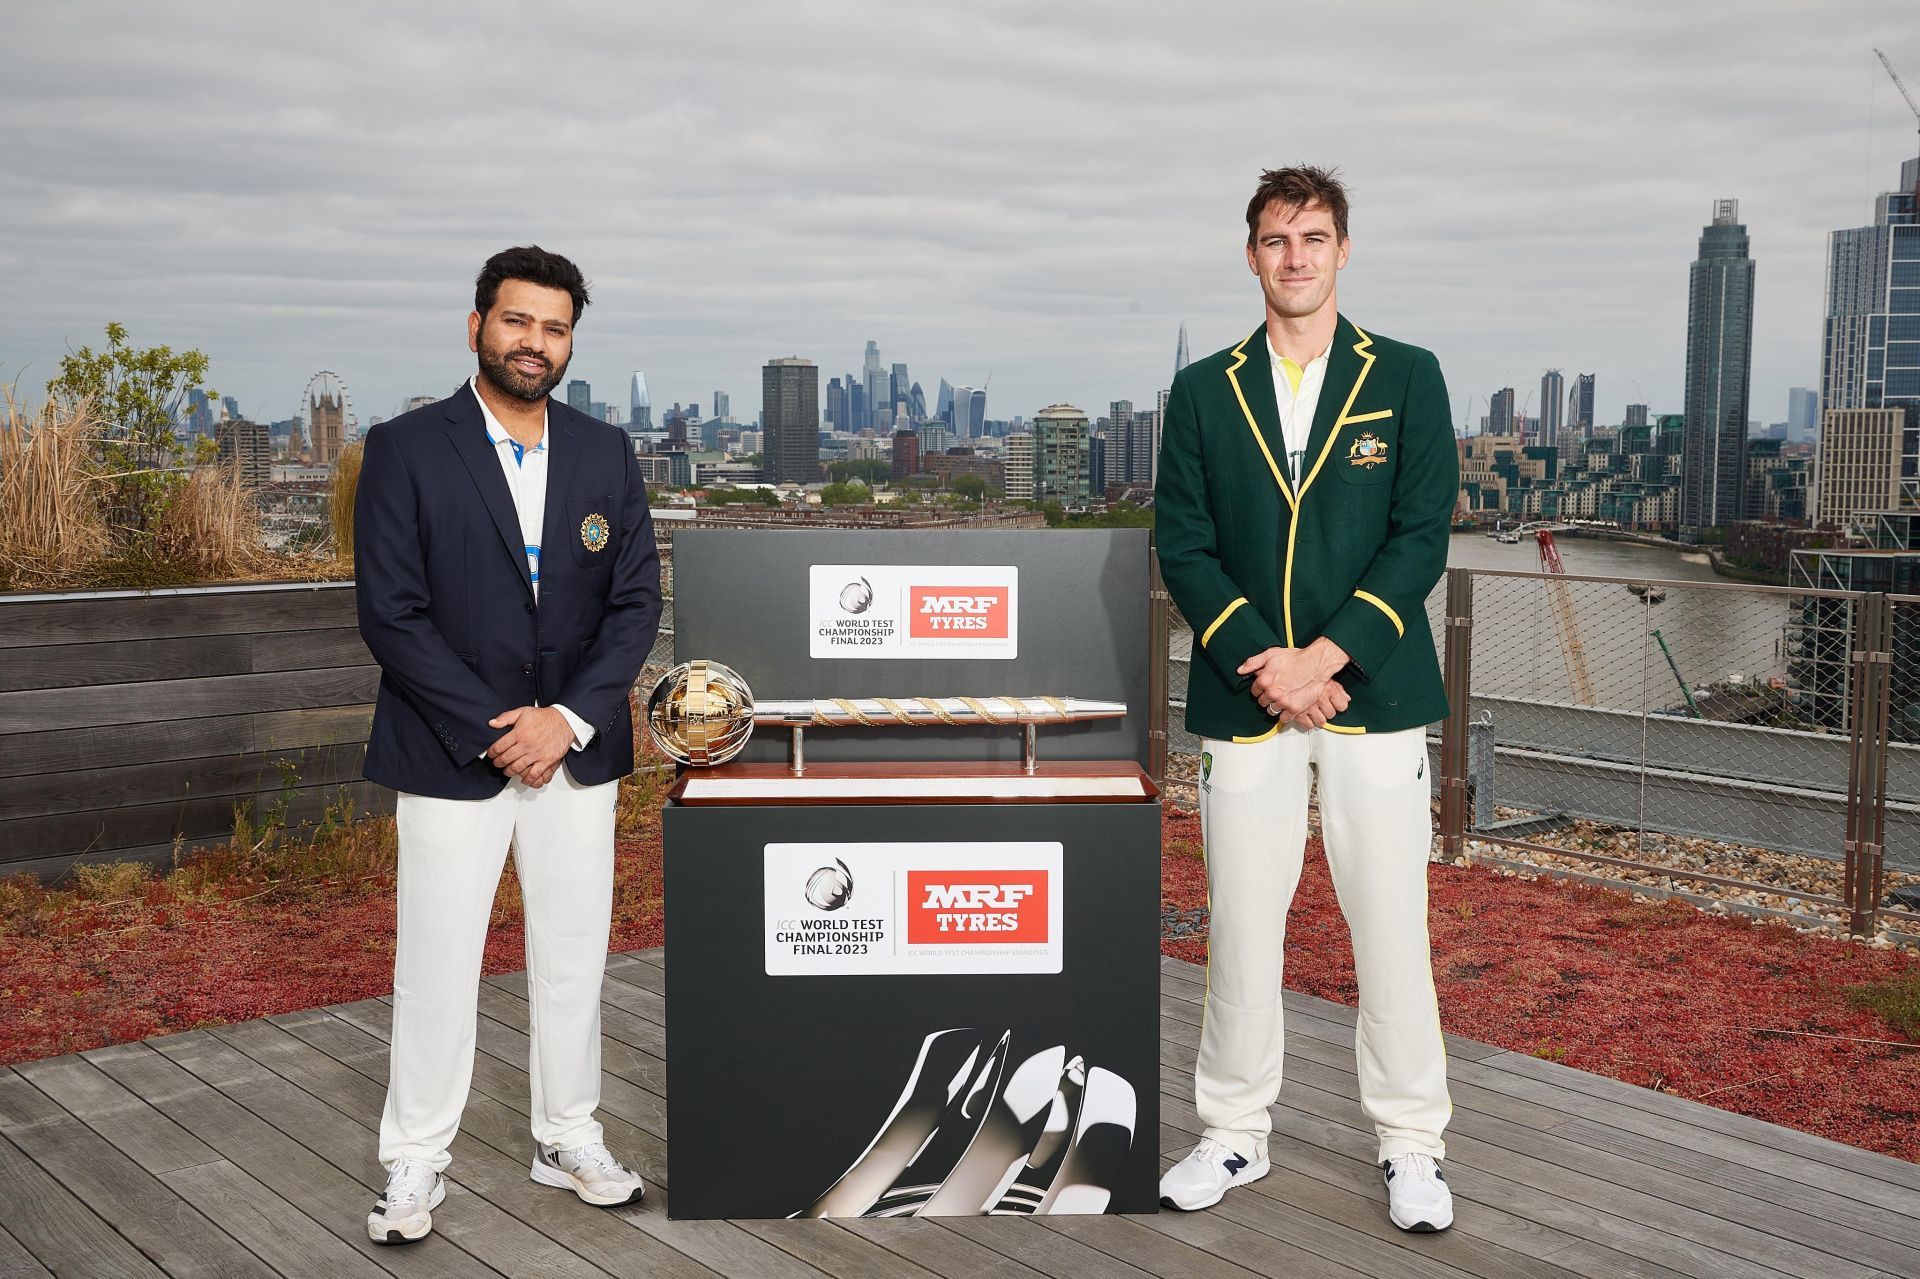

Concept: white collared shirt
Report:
left=1266, top=334, right=1333, bottom=484
left=469, top=377, right=593, bottom=751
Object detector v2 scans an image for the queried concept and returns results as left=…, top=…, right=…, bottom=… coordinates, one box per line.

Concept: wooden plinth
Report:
left=666, top=760, right=1158, bottom=806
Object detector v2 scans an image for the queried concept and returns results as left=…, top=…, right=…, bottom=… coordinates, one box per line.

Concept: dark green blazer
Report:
left=1155, top=315, right=1456, bottom=741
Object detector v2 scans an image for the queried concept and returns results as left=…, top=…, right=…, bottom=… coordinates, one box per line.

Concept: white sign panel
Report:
left=764, top=841, right=1064, bottom=976
left=808, top=564, right=1019, bottom=660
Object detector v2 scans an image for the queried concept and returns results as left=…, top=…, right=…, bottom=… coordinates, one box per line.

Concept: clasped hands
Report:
left=1237, top=637, right=1352, bottom=731
left=485, top=706, right=574, bottom=788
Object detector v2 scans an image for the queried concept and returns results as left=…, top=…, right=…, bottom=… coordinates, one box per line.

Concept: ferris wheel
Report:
left=299, top=371, right=358, bottom=458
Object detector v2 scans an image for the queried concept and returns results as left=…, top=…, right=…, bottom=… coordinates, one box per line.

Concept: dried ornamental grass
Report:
left=0, top=392, right=111, bottom=588
left=149, top=457, right=273, bottom=579
left=330, top=440, right=362, bottom=565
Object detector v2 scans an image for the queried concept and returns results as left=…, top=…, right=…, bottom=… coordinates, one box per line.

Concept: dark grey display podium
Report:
left=660, top=529, right=1161, bottom=1220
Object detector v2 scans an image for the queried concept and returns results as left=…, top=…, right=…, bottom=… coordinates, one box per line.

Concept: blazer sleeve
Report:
left=556, top=442, right=662, bottom=735
left=1318, top=349, right=1456, bottom=680
left=1154, top=370, right=1282, bottom=693
left=353, top=423, right=506, bottom=761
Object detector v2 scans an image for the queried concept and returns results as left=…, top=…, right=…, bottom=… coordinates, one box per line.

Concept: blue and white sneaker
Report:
left=1159, top=1136, right=1269, bottom=1210
left=1383, top=1153, right=1453, bottom=1232
left=367, top=1157, right=444, bottom=1244
left=530, top=1140, right=645, bottom=1206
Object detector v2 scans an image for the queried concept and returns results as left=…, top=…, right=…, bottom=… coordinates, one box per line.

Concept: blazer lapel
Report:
left=444, top=386, right=535, bottom=598
left=1296, top=315, right=1377, bottom=499
left=1223, top=325, right=1295, bottom=507
left=539, top=410, right=583, bottom=571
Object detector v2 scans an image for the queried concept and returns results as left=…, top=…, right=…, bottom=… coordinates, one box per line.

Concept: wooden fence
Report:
left=0, top=582, right=386, bottom=881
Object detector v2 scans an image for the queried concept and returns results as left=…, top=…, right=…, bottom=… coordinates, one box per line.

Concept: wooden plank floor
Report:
left=2, top=950, right=1916, bottom=1279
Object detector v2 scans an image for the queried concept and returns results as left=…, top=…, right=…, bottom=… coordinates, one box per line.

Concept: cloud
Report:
left=1, top=0, right=1914, bottom=428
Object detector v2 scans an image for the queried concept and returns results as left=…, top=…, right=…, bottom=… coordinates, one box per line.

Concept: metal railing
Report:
left=1160, top=558, right=1920, bottom=939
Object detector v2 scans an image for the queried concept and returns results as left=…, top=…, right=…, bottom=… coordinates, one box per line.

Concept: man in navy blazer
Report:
left=354, top=246, right=660, bottom=1244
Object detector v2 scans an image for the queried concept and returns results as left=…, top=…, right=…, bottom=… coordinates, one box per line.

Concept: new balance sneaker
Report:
left=1159, top=1136, right=1270, bottom=1211
left=367, top=1157, right=445, bottom=1244
left=530, top=1140, right=646, bottom=1206
left=1383, top=1153, right=1453, bottom=1232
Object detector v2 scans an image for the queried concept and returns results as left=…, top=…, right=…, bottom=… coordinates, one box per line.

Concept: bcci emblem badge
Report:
left=579, top=512, right=611, bottom=553
left=1347, top=432, right=1389, bottom=469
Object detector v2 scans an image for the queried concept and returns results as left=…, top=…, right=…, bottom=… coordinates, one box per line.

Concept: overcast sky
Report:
left=3, top=2, right=1917, bottom=434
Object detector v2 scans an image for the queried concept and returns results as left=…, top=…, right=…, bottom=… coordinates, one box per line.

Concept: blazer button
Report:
left=522, top=663, right=535, bottom=675
left=524, top=603, right=535, bottom=613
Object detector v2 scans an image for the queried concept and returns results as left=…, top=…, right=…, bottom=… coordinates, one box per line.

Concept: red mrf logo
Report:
left=909, top=586, right=1009, bottom=638
left=907, top=871, right=1049, bottom=944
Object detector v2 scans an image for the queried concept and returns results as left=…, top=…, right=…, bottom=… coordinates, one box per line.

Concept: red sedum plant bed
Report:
left=3, top=804, right=1916, bottom=1162
left=1161, top=808, right=1920, bottom=1163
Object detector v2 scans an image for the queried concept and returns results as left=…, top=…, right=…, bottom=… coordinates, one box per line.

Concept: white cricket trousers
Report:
left=378, top=767, right=619, bottom=1172
left=1194, top=724, right=1449, bottom=1164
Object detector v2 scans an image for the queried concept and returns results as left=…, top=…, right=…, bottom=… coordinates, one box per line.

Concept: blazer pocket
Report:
left=569, top=495, right=617, bottom=566
left=1334, top=420, right=1396, bottom=486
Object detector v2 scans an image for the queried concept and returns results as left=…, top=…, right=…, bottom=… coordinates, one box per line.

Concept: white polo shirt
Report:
left=469, top=377, right=593, bottom=751
left=1267, top=333, right=1332, bottom=484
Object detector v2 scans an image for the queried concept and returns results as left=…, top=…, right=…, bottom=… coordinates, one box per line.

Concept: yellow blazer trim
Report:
left=1344, top=408, right=1393, bottom=425
left=1320, top=723, right=1368, bottom=735
left=1224, top=336, right=1296, bottom=509
left=1201, top=597, right=1249, bottom=648
left=1353, top=589, right=1405, bottom=637
left=1296, top=325, right=1378, bottom=502
left=1282, top=324, right=1380, bottom=644
left=1231, top=722, right=1282, bottom=744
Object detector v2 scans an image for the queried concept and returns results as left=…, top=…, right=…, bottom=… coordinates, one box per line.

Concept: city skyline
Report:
left=1, top=5, right=1915, bottom=434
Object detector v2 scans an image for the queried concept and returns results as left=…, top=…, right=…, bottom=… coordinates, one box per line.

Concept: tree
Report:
left=46, top=323, right=211, bottom=533
left=951, top=472, right=989, bottom=502
left=829, top=458, right=890, bottom=487
left=820, top=480, right=872, bottom=507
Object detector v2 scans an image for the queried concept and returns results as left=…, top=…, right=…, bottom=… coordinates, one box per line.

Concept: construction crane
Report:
left=1535, top=527, right=1598, bottom=705
left=1876, top=49, right=1920, bottom=146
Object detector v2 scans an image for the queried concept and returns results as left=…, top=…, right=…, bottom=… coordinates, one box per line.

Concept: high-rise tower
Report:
left=1175, top=323, right=1190, bottom=377
left=1822, top=154, right=1919, bottom=430
left=763, top=358, right=820, bottom=484
left=629, top=373, right=653, bottom=432
left=1681, top=199, right=1756, bottom=534
left=1538, top=369, right=1564, bottom=448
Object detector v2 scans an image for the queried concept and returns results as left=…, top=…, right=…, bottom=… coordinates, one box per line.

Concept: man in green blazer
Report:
left=1155, top=166, right=1457, bottom=1232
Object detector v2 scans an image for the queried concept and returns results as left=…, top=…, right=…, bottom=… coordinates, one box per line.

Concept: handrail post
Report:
left=1148, top=550, right=1170, bottom=788
left=1440, top=567, right=1474, bottom=861
left=1845, top=592, right=1893, bottom=937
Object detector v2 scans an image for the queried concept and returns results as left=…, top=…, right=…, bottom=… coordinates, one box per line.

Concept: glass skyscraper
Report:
left=1822, top=155, right=1920, bottom=490
left=1681, top=199, right=1755, bottom=535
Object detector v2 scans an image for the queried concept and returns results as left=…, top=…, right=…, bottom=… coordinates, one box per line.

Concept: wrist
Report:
left=1310, top=637, right=1349, bottom=681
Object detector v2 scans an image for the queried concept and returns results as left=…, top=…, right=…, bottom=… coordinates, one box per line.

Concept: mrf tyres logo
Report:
left=909, top=586, right=1009, bottom=638
left=907, top=871, right=1049, bottom=944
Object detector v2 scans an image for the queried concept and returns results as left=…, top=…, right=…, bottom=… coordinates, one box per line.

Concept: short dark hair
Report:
left=1245, top=166, right=1349, bottom=245
left=474, top=245, right=591, bottom=326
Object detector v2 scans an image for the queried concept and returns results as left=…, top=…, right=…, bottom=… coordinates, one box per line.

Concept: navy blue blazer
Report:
left=354, top=385, right=662, bottom=799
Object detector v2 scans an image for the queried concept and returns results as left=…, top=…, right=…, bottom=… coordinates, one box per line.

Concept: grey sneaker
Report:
left=367, top=1157, right=444, bottom=1244
left=530, top=1140, right=646, bottom=1206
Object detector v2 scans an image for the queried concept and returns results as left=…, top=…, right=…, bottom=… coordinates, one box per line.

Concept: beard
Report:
left=477, top=336, right=568, bottom=402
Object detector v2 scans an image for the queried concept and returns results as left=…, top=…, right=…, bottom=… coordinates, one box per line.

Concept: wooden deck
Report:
left=2, top=950, right=1917, bottom=1279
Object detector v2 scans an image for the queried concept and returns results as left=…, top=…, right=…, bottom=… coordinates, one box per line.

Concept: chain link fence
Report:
left=1162, top=559, right=1920, bottom=936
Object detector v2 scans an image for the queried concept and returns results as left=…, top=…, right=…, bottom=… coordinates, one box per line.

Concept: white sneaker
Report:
left=1383, top=1153, right=1453, bottom=1232
left=530, top=1140, right=646, bottom=1206
left=1159, top=1136, right=1269, bottom=1211
left=367, top=1158, right=445, bottom=1244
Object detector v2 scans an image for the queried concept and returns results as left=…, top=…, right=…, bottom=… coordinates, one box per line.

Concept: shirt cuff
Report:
left=552, top=703, right=596, bottom=751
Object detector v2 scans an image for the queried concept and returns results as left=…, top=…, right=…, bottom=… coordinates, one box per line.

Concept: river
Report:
left=1439, top=531, right=1792, bottom=710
